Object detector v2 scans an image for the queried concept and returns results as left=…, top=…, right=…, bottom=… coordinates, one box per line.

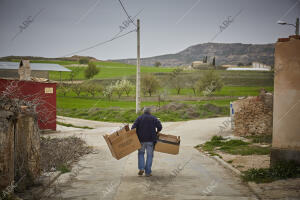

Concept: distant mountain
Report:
left=113, top=43, right=275, bottom=67
left=0, top=55, right=101, bottom=62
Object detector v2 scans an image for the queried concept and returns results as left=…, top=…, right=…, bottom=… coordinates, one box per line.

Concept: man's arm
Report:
left=155, top=117, right=162, bottom=132
left=131, top=116, right=140, bottom=130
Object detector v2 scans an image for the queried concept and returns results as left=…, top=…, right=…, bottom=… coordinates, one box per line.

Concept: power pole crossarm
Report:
left=136, top=19, right=141, bottom=114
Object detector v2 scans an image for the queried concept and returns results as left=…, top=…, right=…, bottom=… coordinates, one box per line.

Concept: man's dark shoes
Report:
left=138, top=170, right=144, bottom=176
left=145, top=173, right=152, bottom=177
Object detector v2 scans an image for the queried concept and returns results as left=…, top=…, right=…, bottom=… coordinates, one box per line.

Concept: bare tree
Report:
left=72, top=83, right=84, bottom=96
left=141, top=74, right=160, bottom=96
left=57, top=83, right=70, bottom=97
left=169, top=68, right=185, bottom=95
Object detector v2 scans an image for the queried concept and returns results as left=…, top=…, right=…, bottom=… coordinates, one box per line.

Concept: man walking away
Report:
left=131, top=107, right=162, bottom=177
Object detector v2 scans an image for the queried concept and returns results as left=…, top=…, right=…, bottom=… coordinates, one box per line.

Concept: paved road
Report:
left=44, top=116, right=257, bottom=200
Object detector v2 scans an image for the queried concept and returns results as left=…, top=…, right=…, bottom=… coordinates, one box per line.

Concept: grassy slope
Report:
left=49, top=61, right=174, bottom=80
left=57, top=96, right=234, bottom=110
left=168, top=86, right=273, bottom=96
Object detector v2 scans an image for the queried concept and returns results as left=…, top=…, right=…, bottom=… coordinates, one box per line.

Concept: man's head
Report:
left=143, top=107, right=151, bottom=114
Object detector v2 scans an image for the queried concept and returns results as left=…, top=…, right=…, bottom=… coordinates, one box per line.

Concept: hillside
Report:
left=0, top=55, right=101, bottom=62
left=113, top=42, right=275, bottom=67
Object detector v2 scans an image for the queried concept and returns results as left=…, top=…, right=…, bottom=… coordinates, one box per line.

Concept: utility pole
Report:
left=296, top=18, right=299, bottom=35
left=136, top=19, right=140, bottom=114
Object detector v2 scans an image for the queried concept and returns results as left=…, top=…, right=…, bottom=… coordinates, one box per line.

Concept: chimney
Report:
left=18, top=60, right=31, bottom=80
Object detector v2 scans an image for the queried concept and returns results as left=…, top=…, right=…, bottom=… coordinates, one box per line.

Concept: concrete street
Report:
left=44, top=116, right=258, bottom=200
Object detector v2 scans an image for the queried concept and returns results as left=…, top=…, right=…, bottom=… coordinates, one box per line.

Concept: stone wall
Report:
left=0, top=98, right=40, bottom=192
left=233, top=91, right=273, bottom=136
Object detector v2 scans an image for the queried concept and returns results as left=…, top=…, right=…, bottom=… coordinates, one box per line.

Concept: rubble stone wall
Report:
left=233, top=92, right=273, bottom=136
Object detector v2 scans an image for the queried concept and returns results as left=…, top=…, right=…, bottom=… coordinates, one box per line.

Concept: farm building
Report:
left=252, top=62, right=272, bottom=71
left=0, top=60, right=70, bottom=130
left=0, top=61, right=71, bottom=79
left=226, top=67, right=270, bottom=71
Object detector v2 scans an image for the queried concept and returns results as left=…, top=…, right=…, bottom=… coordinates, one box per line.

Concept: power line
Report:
left=62, top=8, right=143, bottom=57
left=117, top=0, right=136, bottom=27
left=112, top=8, right=143, bottom=39
left=62, top=29, right=136, bottom=57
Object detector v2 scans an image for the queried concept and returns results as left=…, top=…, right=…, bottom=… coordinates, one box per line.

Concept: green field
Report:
left=168, top=86, right=273, bottom=96
left=20, top=59, right=274, bottom=122
left=49, top=61, right=174, bottom=80
left=57, top=96, right=235, bottom=110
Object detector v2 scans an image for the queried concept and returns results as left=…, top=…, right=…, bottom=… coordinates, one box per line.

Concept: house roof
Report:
left=0, top=61, right=71, bottom=72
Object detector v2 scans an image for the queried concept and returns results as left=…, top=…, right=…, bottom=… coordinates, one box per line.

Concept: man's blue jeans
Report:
left=138, top=142, right=154, bottom=175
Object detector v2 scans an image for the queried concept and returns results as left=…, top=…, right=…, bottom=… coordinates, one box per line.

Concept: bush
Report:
left=79, top=57, right=89, bottom=64
left=154, top=61, right=161, bottom=67
left=84, top=63, right=99, bottom=79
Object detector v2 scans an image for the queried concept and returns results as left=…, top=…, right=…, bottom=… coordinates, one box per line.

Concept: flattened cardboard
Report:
left=154, top=133, right=180, bottom=155
left=103, top=126, right=141, bottom=160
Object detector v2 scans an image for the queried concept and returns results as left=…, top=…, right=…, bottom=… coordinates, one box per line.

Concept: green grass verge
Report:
left=199, top=136, right=270, bottom=155
left=242, top=161, right=300, bottom=183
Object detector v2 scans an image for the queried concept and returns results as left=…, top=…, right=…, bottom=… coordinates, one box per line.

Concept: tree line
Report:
left=57, top=69, right=223, bottom=100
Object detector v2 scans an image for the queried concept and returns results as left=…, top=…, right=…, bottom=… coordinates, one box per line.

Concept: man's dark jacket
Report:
left=131, top=113, right=162, bottom=142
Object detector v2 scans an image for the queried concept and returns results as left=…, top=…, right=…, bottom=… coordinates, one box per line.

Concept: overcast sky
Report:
left=0, top=0, right=299, bottom=60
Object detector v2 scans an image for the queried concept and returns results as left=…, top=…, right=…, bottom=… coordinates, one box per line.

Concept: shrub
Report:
left=79, top=57, right=89, bottom=64
left=84, top=63, right=99, bottom=79
left=154, top=61, right=161, bottom=67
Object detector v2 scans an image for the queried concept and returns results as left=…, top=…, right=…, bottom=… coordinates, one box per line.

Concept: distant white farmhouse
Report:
left=252, top=62, right=271, bottom=71
left=227, top=67, right=270, bottom=71
left=226, top=62, right=271, bottom=71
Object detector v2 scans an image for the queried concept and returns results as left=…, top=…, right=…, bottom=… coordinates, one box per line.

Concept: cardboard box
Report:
left=103, top=125, right=141, bottom=160
left=154, top=133, right=180, bottom=155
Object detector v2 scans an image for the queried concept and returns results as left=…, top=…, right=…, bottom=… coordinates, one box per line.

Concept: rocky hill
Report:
left=113, top=42, right=275, bottom=67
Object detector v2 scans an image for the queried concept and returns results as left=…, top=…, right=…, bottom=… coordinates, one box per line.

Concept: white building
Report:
left=252, top=62, right=271, bottom=71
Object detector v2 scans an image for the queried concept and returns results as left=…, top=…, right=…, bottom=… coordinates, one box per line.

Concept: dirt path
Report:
left=43, top=116, right=258, bottom=200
